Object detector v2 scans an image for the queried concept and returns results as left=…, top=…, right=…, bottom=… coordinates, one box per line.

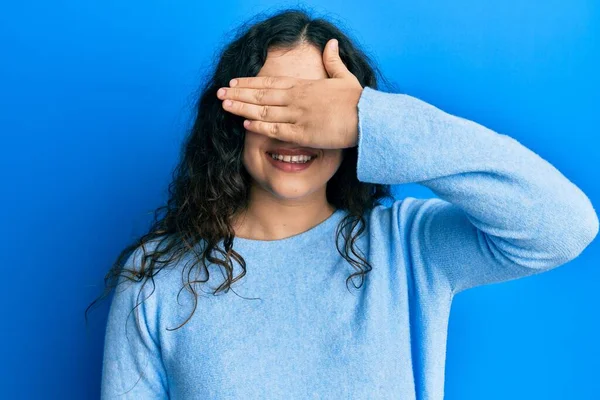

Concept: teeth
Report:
left=269, top=153, right=314, bottom=163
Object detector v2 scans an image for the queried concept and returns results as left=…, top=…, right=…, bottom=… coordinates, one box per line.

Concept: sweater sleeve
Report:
left=101, top=249, right=169, bottom=399
left=356, top=86, right=599, bottom=295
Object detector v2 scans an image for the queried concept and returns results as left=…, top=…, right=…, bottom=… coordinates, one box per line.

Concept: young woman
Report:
left=95, top=9, right=598, bottom=400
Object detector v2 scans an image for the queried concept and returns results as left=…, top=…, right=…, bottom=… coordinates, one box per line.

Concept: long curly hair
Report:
left=85, top=7, right=397, bottom=330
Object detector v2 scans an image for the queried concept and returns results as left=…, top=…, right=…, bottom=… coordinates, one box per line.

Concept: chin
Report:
left=268, top=183, right=315, bottom=200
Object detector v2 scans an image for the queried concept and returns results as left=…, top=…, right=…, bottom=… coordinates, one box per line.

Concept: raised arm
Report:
left=356, top=86, right=598, bottom=295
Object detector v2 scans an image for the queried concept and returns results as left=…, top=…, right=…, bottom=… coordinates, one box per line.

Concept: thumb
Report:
left=323, top=39, right=351, bottom=79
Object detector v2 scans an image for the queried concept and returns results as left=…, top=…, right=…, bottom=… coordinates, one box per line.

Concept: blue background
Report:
left=1, top=1, right=598, bottom=399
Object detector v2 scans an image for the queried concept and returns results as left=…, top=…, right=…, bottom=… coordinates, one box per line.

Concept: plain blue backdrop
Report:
left=1, top=1, right=598, bottom=399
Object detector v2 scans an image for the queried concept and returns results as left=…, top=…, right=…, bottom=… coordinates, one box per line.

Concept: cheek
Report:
left=241, top=131, right=266, bottom=171
left=242, top=147, right=261, bottom=177
left=320, top=150, right=344, bottom=170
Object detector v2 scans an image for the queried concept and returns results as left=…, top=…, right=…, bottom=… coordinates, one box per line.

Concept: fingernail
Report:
left=224, top=100, right=233, bottom=107
left=217, top=88, right=226, bottom=97
left=230, top=79, right=238, bottom=87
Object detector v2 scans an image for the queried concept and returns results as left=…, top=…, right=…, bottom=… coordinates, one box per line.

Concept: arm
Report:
left=101, top=249, right=169, bottom=399
left=356, top=86, right=598, bottom=295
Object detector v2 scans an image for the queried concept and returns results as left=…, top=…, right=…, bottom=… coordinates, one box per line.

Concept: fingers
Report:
left=221, top=100, right=297, bottom=123
left=244, top=120, right=302, bottom=144
left=229, top=76, right=296, bottom=89
left=217, top=87, right=290, bottom=106
left=217, top=75, right=305, bottom=143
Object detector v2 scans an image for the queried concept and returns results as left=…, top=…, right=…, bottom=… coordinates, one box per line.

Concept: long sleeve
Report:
left=356, top=86, right=599, bottom=295
left=101, top=249, right=169, bottom=399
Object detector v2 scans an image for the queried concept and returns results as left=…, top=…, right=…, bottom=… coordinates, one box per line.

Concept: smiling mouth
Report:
left=265, top=151, right=318, bottom=163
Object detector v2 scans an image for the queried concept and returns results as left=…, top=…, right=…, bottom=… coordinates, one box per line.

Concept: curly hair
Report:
left=85, top=6, right=398, bottom=331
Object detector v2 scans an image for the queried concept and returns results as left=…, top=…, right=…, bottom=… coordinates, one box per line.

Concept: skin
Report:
left=220, top=39, right=363, bottom=241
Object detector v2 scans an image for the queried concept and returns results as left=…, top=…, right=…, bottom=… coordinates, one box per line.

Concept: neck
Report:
left=230, top=185, right=335, bottom=241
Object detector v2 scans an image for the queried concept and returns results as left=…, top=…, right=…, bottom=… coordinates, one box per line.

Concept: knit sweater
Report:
left=101, top=86, right=598, bottom=399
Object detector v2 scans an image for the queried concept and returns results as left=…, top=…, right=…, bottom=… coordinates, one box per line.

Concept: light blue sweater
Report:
left=101, top=86, right=598, bottom=399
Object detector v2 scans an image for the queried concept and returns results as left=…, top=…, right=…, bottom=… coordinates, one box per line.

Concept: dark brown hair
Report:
left=85, top=6, right=397, bottom=330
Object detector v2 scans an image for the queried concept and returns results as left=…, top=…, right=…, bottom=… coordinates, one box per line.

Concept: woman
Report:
left=94, top=9, right=598, bottom=399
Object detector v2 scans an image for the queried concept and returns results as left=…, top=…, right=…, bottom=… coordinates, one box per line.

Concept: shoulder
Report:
left=115, top=235, right=192, bottom=308
left=351, top=196, right=444, bottom=256
left=365, top=196, right=446, bottom=232
left=364, top=196, right=455, bottom=295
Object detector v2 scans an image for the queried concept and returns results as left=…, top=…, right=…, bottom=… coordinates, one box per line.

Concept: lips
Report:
left=266, top=147, right=318, bottom=157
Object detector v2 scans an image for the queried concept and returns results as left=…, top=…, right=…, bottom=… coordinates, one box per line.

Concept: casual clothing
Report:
left=101, top=86, right=598, bottom=399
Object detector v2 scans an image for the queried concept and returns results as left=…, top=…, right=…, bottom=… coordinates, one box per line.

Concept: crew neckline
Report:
left=232, top=208, right=345, bottom=248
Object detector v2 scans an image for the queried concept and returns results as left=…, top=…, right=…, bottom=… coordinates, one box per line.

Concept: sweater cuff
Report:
left=356, top=86, right=414, bottom=184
